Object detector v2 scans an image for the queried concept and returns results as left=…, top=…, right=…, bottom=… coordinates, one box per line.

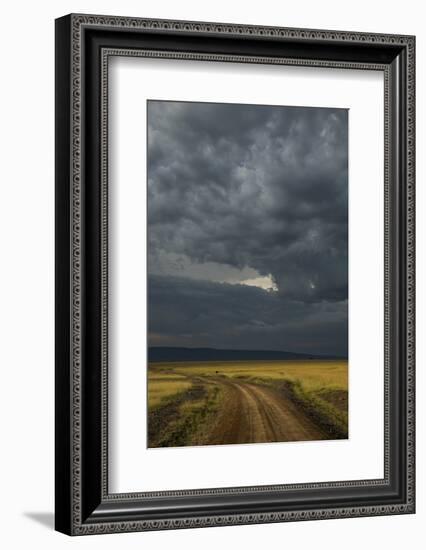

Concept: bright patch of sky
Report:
left=149, top=250, right=278, bottom=292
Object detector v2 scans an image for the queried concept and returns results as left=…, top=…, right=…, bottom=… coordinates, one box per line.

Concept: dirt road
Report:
left=205, top=378, right=327, bottom=445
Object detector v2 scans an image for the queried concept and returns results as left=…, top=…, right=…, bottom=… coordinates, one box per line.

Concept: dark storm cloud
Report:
left=147, top=100, right=348, bottom=355
left=148, top=275, right=348, bottom=357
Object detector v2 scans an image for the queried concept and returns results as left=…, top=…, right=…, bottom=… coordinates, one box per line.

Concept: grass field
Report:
left=147, top=360, right=348, bottom=448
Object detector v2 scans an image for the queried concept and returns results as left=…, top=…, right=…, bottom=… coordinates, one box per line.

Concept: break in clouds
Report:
left=147, top=100, right=348, bottom=357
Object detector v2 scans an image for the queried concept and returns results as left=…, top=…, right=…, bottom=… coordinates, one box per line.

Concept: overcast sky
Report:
left=147, top=100, right=348, bottom=357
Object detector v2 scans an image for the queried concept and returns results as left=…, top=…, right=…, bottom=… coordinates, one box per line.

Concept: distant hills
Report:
left=148, top=346, right=343, bottom=363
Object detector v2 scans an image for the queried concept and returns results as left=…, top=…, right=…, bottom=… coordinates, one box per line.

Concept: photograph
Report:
left=147, top=100, right=349, bottom=448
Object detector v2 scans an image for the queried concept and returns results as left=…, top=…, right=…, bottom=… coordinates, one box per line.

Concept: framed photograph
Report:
left=55, top=14, right=415, bottom=535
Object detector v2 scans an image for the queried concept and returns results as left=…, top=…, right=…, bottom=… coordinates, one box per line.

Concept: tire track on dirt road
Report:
left=205, top=377, right=328, bottom=445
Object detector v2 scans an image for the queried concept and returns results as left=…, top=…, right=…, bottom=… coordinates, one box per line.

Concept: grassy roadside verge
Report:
left=148, top=382, right=222, bottom=447
left=281, top=379, right=348, bottom=439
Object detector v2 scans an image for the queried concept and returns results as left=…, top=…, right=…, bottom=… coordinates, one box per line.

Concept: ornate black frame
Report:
left=55, top=14, right=415, bottom=535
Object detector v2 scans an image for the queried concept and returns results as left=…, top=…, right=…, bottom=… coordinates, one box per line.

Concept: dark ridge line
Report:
left=148, top=346, right=346, bottom=363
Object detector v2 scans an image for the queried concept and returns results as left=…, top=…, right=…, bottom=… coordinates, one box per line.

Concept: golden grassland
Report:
left=169, top=360, right=347, bottom=387
left=147, top=373, right=193, bottom=409
left=147, top=360, right=348, bottom=447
